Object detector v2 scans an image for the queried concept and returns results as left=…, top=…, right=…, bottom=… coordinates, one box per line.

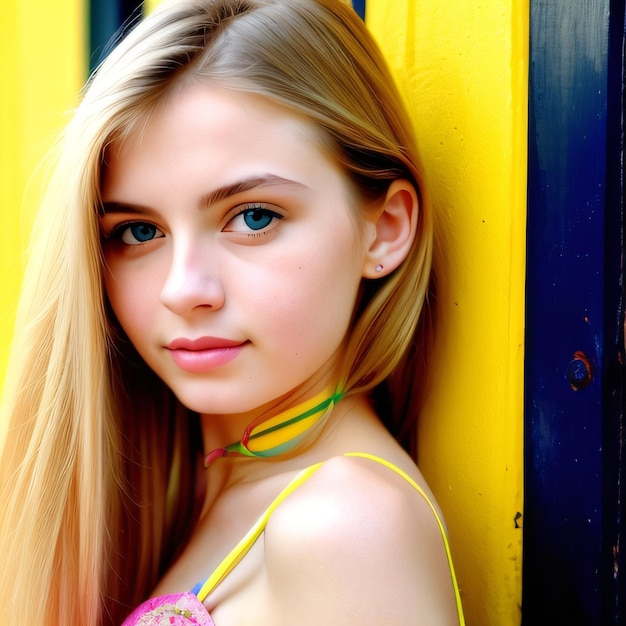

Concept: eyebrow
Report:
left=200, top=174, right=309, bottom=208
left=101, top=174, right=308, bottom=216
left=100, top=201, right=150, bottom=216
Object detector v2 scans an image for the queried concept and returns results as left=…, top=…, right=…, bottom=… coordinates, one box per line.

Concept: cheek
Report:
left=247, top=240, right=362, bottom=352
left=103, top=261, right=159, bottom=340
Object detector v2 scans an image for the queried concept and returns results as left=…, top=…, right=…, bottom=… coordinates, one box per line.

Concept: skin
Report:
left=101, top=84, right=459, bottom=625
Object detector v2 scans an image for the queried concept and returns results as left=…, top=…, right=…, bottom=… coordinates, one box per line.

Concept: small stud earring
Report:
left=375, top=264, right=384, bottom=273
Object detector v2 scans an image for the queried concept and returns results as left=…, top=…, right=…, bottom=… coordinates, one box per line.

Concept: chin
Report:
left=170, top=388, right=259, bottom=416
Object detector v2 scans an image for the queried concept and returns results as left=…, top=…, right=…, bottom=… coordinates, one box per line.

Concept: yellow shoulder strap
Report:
left=195, top=462, right=324, bottom=601
left=345, top=452, right=465, bottom=624
left=197, top=452, right=464, bottom=625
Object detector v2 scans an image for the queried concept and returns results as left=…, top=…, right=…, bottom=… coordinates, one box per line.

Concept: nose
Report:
left=159, top=240, right=225, bottom=314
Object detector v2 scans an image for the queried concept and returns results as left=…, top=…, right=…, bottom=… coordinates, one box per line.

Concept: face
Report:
left=100, top=85, right=375, bottom=419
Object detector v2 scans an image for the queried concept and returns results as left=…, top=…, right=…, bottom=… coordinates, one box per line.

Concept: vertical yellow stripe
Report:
left=0, top=0, right=86, bottom=386
left=366, top=2, right=527, bottom=624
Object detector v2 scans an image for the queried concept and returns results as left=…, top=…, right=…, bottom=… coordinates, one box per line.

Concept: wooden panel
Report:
left=524, top=1, right=625, bottom=623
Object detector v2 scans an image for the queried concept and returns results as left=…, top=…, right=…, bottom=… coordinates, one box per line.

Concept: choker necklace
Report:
left=204, top=386, right=344, bottom=467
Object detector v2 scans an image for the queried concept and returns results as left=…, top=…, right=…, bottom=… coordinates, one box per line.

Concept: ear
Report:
left=362, top=179, right=419, bottom=278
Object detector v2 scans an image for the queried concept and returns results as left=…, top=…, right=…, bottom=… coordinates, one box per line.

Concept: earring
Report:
left=375, top=264, right=384, bottom=273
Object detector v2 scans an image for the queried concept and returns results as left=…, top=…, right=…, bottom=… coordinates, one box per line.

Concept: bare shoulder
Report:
left=263, top=454, right=461, bottom=626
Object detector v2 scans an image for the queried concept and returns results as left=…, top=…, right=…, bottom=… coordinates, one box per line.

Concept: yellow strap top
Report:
left=195, top=452, right=464, bottom=624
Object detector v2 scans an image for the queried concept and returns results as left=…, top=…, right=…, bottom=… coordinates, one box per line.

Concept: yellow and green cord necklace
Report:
left=204, top=386, right=344, bottom=467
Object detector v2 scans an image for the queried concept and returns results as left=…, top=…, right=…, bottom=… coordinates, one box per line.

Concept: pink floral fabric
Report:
left=121, top=592, right=215, bottom=626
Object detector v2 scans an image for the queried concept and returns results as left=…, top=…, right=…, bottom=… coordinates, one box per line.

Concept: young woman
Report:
left=0, top=0, right=464, bottom=624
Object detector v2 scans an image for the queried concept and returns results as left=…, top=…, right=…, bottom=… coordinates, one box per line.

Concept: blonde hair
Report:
left=0, top=1, right=433, bottom=623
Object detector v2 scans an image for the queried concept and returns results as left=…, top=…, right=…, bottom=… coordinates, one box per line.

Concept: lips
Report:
left=167, top=336, right=243, bottom=351
left=166, top=336, right=246, bottom=373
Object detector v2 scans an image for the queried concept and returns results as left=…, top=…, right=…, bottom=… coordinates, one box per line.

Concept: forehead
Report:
left=103, top=84, right=338, bottom=188
left=101, top=84, right=359, bottom=213
left=105, top=85, right=325, bottom=173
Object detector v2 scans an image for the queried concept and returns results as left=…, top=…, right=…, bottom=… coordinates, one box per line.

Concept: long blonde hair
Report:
left=0, top=1, right=433, bottom=623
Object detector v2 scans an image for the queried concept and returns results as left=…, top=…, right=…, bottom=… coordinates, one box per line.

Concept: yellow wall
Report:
left=366, top=2, right=527, bottom=624
left=0, top=0, right=87, bottom=389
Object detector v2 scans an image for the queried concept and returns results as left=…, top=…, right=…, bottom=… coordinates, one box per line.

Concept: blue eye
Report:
left=242, top=208, right=277, bottom=230
left=225, top=205, right=283, bottom=233
left=118, top=222, right=164, bottom=245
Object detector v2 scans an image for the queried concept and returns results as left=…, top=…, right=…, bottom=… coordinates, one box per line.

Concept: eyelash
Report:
left=103, top=203, right=284, bottom=246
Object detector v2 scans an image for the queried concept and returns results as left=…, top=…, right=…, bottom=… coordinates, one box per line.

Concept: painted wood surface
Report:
left=524, top=1, right=625, bottom=623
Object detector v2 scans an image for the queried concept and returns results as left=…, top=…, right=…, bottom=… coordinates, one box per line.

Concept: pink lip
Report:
left=166, top=336, right=246, bottom=373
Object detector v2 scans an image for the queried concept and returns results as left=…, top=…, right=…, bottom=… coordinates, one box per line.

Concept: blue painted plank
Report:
left=524, top=0, right=625, bottom=623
